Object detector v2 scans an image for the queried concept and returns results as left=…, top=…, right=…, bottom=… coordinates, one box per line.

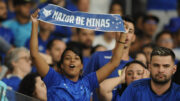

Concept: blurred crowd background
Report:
left=0, top=0, right=180, bottom=100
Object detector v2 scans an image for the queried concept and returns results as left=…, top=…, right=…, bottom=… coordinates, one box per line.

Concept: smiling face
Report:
left=125, top=63, right=144, bottom=85
left=60, top=50, right=83, bottom=81
left=149, top=56, right=176, bottom=85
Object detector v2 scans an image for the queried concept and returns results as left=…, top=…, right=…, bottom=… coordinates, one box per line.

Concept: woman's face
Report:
left=34, top=76, right=47, bottom=101
left=125, top=63, right=144, bottom=85
left=61, top=50, right=83, bottom=80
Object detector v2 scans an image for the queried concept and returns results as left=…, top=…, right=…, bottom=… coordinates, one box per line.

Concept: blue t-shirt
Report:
left=84, top=50, right=133, bottom=101
left=2, top=76, right=21, bottom=91
left=84, top=50, right=133, bottom=77
left=83, top=57, right=90, bottom=71
left=118, top=79, right=180, bottom=101
left=2, top=19, right=32, bottom=47
left=0, top=27, right=14, bottom=45
left=43, top=67, right=99, bottom=101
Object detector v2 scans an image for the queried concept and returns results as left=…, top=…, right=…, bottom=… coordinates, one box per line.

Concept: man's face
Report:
left=157, top=33, right=174, bottom=49
left=16, top=3, right=32, bottom=18
left=110, top=4, right=123, bottom=15
left=149, top=56, right=176, bottom=85
left=48, top=40, right=66, bottom=63
left=143, top=19, right=157, bottom=37
left=78, top=29, right=95, bottom=48
left=0, top=1, right=7, bottom=21
left=123, top=21, right=135, bottom=49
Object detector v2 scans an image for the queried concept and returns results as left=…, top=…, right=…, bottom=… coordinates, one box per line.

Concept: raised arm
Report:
left=30, top=10, right=49, bottom=77
left=96, top=25, right=127, bottom=83
left=99, top=67, right=126, bottom=101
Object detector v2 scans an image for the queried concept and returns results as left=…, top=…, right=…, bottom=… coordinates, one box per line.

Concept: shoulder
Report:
left=172, top=83, right=180, bottom=92
left=94, top=50, right=112, bottom=56
left=2, top=19, right=16, bottom=26
left=129, top=78, right=150, bottom=89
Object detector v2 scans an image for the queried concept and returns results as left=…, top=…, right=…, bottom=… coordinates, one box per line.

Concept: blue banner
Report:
left=38, top=4, right=125, bottom=32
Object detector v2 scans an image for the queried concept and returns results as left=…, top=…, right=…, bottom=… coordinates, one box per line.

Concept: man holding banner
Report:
left=30, top=4, right=127, bottom=101
left=84, top=16, right=135, bottom=101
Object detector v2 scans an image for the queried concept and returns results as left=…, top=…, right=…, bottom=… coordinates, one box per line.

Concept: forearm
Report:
left=30, top=20, right=49, bottom=77
left=100, top=76, right=124, bottom=93
left=99, top=77, right=123, bottom=101
left=96, top=33, right=126, bottom=83
left=30, top=21, right=39, bottom=57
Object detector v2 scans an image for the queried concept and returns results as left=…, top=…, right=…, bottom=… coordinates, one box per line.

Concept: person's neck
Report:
left=12, top=69, right=26, bottom=79
left=151, top=80, right=172, bottom=95
left=112, top=46, right=130, bottom=61
left=83, top=48, right=91, bottom=57
left=39, top=30, right=51, bottom=41
left=64, top=74, right=79, bottom=82
left=103, top=34, right=113, bottom=43
left=16, top=15, right=29, bottom=24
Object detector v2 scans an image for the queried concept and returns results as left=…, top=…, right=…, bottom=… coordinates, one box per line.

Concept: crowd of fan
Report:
left=0, top=0, right=180, bottom=101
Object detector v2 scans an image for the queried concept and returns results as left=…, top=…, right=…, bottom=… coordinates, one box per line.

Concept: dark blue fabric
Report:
left=118, top=79, right=180, bottom=101
left=0, top=27, right=14, bottom=45
left=2, top=76, right=21, bottom=91
left=147, top=0, right=177, bottom=10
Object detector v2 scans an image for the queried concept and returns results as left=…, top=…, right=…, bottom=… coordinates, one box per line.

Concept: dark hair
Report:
left=18, top=73, right=39, bottom=97
left=122, top=15, right=135, bottom=26
left=141, top=43, right=156, bottom=50
left=150, top=47, right=175, bottom=62
left=90, top=44, right=106, bottom=55
left=124, top=60, right=147, bottom=69
left=109, top=0, right=123, bottom=13
left=46, top=39, right=63, bottom=50
left=155, top=30, right=173, bottom=42
left=76, top=28, right=82, bottom=34
left=142, top=15, right=159, bottom=24
left=58, top=46, right=83, bottom=67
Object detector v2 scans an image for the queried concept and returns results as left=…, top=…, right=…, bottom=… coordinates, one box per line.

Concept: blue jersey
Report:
left=2, top=19, right=32, bottom=47
left=118, top=79, right=180, bottom=101
left=43, top=67, right=99, bottom=101
left=84, top=50, right=133, bottom=101
left=2, top=76, right=21, bottom=91
left=83, top=57, right=90, bottom=71
left=84, top=50, right=133, bottom=77
left=0, top=27, right=14, bottom=45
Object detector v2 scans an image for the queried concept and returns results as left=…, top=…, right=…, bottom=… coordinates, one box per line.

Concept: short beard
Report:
left=150, top=74, right=171, bottom=85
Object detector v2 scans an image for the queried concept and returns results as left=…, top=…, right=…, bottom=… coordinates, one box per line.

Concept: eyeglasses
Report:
left=159, top=39, right=173, bottom=43
left=18, top=56, right=31, bottom=61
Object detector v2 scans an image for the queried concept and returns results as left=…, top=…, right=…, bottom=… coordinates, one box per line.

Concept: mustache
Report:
left=155, top=74, right=166, bottom=78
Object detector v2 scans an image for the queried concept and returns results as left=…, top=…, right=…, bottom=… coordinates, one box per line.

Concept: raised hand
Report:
left=31, top=9, right=40, bottom=23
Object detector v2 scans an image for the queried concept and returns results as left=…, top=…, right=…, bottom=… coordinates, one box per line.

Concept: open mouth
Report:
left=69, top=64, right=75, bottom=68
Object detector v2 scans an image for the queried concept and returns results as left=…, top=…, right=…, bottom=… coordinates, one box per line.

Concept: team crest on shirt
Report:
left=104, top=56, right=112, bottom=59
left=118, top=70, right=122, bottom=76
